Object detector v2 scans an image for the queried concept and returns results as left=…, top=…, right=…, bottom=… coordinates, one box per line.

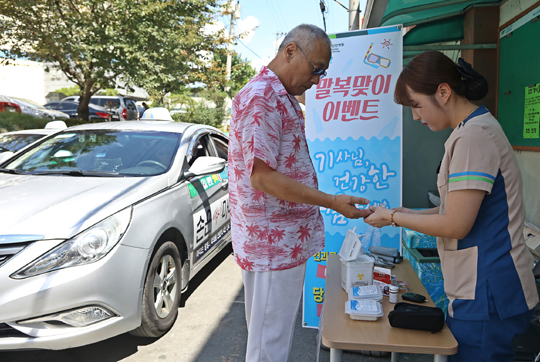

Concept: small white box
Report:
left=348, top=285, right=383, bottom=302
left=341, top=254, right=374, bottom=292
left=345, top=300, right=383, bottom=321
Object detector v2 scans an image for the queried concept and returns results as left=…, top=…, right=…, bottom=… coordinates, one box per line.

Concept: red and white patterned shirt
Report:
left=228, top=66, right=325, bottom=271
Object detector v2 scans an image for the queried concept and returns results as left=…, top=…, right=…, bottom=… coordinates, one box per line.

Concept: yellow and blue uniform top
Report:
left=437, top=106, right=538, bottom=321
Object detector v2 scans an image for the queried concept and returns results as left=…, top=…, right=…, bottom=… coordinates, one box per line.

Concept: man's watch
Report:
left=390, top=210, right=400, bottom=227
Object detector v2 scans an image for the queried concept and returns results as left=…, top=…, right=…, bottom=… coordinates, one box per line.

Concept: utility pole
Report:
left=320, top=0, right=328, bottom=32
left=349, top=0, right=360, bottom=30
left=275, top=32, right=287, bottom=55
left=225, top=0, right=241, bottom=92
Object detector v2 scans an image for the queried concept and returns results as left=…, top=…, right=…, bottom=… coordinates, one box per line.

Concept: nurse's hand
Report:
left=392, top=207, right=416, bottom=214
left=364, top=206, right=393, bottom=228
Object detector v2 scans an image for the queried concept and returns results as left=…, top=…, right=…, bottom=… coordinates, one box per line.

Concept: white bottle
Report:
left=389, top=285, right=399, bottom=304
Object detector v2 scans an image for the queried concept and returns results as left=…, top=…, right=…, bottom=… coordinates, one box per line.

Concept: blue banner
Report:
left=303, top=25, right=403, bottom=328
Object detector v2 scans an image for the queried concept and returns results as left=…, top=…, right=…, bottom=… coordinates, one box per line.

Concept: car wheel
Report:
left=130, top=241, right=182, bottom=338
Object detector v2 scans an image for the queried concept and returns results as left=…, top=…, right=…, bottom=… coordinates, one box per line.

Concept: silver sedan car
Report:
left=0, top=121, right=231, bottom=350
left=0, top=121, right=68, bottom=158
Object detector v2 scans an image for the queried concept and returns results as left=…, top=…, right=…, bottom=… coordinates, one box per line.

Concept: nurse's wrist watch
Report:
left=390, top=210, right=400, bottom=227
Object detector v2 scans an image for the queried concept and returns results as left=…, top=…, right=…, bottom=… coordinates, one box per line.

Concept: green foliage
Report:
left=165, top=51, right=255, bottom=128
left=205, top=50, right=257, bottom=100
left=54, top=86, right=119, bottom=97
left=98, top=89, right=119, bottom=96
left=172, top=103, right=224, bottom=129
left=0, top=112, right=100, bottom=133
left=167, top=88, right=196, bottom=111
left=0, top=112, right=49, bottom=132
left=0, top=0, right=227, bottom=120
left=55, top=86, right=81, bottom=97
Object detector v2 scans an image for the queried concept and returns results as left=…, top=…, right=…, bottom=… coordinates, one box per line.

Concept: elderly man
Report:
left=228, top=24, right=372, bottom=362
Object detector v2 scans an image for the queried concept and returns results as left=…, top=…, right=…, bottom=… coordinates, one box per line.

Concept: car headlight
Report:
left=11, top=207, right=132, bottom=279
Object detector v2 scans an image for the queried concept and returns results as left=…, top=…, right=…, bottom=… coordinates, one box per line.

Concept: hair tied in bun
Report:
left=456, top=58, right=488, bottom=101
left=456, top=58, right=481, bottom=80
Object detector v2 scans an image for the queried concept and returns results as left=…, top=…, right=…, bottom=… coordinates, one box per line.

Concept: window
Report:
left=126, top=99, right=137, bottom=110
left=211, top=135, right=228, bottom=160
left=93, top=98, right=120, bottom=110
left=60, top=103, right=77, bottom=111
left=44, top=103, right=59, bottom=110
left=0, top=134, right=44, bottom=152
left=189, top=134, right=212, bottom=166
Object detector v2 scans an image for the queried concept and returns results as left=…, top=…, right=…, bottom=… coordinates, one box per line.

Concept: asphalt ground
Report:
left=1, top=245, right=434, bottom=362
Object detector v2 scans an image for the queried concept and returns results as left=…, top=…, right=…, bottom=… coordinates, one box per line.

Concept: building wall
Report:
left=500, top=0, right=539, bottom=24
left=500, top=0, right=540, bottom=227
left=43, top=63, right=76, bottom=98
left=515, top=151, right=540, bottom=226
left=0, top=59, right=46, bottom=104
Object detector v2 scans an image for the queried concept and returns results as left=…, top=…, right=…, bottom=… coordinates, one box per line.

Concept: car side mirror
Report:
left=0, top=151, right=15, bottom=165
left=184, top=156, right=225, bottom=179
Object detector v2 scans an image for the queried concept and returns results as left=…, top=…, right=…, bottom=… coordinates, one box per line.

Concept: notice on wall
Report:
left=524, top=84, right=540, bottom=139
left=302, top=25, right=403, bottom=328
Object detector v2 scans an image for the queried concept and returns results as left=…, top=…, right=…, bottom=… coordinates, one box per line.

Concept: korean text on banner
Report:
left=302, top=26, right=403, bottom=328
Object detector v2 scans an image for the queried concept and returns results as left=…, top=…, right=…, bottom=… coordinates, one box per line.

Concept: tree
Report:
left=173, top=102, right=224, bottom=129
left=0, top=0, right=226, bottom=120
left=55, top=85, right=117, bottom=97
left=55, top=86, right=82, bottom=97
left=172, top=51, right=255, bottom=129
left=167, top=86, right=196, bottom=111
left=203, top=50, right=257, bottom=109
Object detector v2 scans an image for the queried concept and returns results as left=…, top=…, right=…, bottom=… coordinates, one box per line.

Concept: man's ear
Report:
left=283, top=43, right=296, bottom=63
left=437, top=83, right=452, bottom=104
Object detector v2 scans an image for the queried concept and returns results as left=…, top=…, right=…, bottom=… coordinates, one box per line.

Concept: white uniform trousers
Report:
left=242, top=262, right=306, bottom=362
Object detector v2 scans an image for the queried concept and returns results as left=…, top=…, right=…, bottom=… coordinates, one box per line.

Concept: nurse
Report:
left=365, top=51, right=538, bottom=362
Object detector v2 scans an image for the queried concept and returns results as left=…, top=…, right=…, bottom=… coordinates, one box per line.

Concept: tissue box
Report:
left=341, top=254, right=374, bottom=292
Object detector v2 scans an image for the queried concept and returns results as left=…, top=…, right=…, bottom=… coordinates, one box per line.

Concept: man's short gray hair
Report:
left=278, top=24, right=332, bottom=54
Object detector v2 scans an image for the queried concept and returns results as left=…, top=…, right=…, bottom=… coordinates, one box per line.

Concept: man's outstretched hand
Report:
left=328, top=195, right=373, bottom=219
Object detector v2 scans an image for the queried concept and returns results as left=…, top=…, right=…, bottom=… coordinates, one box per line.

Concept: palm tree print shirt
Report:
left=228, top=66, right=325, bottom=271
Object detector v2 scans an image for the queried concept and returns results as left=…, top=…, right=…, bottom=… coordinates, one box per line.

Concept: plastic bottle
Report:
left=389, top=285, right=399, bottom=304
left=362, top=225, right=374, bottom=252
left=372, top=227, right=381, bottom=247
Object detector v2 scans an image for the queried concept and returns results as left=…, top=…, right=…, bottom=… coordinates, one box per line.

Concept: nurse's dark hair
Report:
left=394, top=51, right=488, bottom=106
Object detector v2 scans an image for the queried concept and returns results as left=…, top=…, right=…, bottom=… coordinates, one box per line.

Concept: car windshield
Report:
left=4, top=130, right=181, bottom=177
left=0, top=134, right=45, bottom=152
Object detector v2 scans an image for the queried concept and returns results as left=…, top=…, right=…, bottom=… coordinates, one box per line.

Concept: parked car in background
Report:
left=1, top=96, right=69, bottom=120
left=0, top=119, right=230, bottom=350
left=60, top=96, right=139, bottom=121
left=44, top=101, right=112, bottom=121
left=0, top=95, right=21, bottom=113
left=0, top=121, right=68, bottom=157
